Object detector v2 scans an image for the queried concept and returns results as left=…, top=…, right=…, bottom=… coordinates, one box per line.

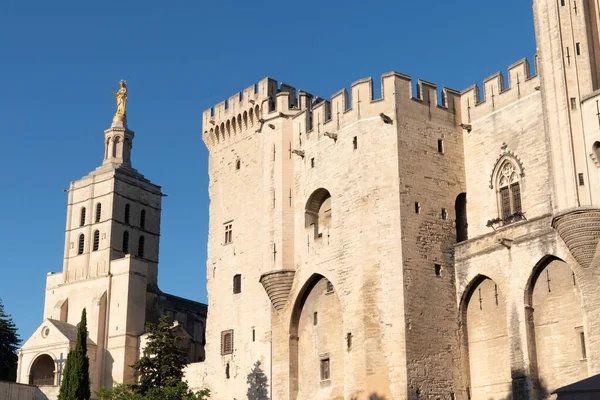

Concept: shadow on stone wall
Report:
left=247, top=361, right=269, bottom=400
left=496, top=372, right=552, bottom=400
left=351, top=394, right=386, bottom=400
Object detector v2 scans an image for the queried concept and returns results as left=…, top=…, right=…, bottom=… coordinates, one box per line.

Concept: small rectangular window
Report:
left=437, top=139, right=444, bottom=153
left=353, top=136, right=358, bottom=150
left=221, top=330, right=234, bottom=355
left=441, top=208, right=448, bottom=220
left=313, top=312, right=318, bottom=326
left=311, top=158, right=315, bottom=168
left=571, top=97, right=577, bottom=110
left=434, top=264, right=442, bottom=277
left=224, top=223, right=233, bottom=244
left=579, top=173, right=585, bottom=186
left=320, top=358, right=330, bottom=381
left=233, top=274, right=241, bottom=294
left=576, top=43, right=581, bottom=55
left=415, top=202, right=421, bottom=214
left=561, top=0, right=565, bottom=5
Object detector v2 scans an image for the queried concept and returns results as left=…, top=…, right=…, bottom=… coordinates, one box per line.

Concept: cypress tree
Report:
left=58, top=309, right=91, bottom=400
left=0, top=298, right=20, bottom=381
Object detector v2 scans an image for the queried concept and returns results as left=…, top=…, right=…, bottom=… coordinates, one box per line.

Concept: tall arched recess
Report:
left=289, top=274, right=343, bottom=399
left=462, top=276, right=511, bottom=399
left=525, top=256, right=586, bottom=396
left=455, top=193, right=468, bottom=242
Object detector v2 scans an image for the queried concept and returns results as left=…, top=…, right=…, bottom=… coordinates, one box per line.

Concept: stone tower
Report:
left=18, top=85, right=207, bottom=399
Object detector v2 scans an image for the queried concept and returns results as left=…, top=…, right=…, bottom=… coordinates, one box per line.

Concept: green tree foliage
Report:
left=0, top=298, right=20, bottom=381
left=97, top=382, right=210, bottom=400
left=58, top=309, right=91, bottom=400
left=133, top=316, right=186, bottom=394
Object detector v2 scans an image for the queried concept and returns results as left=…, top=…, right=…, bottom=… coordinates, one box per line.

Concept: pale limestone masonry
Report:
left=195, top=0, right=600, bottom=399
left=17, top=116, right=207, bottom=399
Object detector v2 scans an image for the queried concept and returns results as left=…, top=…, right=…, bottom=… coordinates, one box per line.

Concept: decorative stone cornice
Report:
left=259, top=270, right=295, bottom=311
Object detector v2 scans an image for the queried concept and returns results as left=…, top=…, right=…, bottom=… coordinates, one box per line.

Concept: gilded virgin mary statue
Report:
left=113, top=80, right=128, bottom=115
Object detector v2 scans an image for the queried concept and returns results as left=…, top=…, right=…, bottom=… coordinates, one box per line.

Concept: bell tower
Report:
left=61, top=80, right=163, bottom=286
left=534, top=0, right=600, bottom=209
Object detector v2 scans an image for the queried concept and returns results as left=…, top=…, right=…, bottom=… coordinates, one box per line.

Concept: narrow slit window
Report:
left=140, top=209, right=146, bottom=230
left=124, top=204, right=131, bottom=224
left=252, top=328, right=256, bottom=342
left=138, top=236, right=145, bottom=258
left=80, top=207, right=86, bottom=227
left=579, top=173, right=585, bottom=186
left=311, top=158, right=315, bottom=168
left=95, top=203, right=102, bottom=223
left=78, top=234, right=85, bottom=255
left=437, top=139, right=444, bottom=153
left=415, top=202, right=421, bottom=214
left=233, top=274, right=241, bottom=294
left=122, top=231, right=129, bottom=254
left=576, top=42, right=581, bottom=55
left=353, top=136, right=358, bottom=150
left=580, top=331, right=587, bottom=359
left=313, top=312, right=318, bottom=326
left=236, top=158, right=241, bottom=170
left=93, top=230, right=100, bottom=251
left=434, top=264, right=442, bottom=277
left=571, top=97, right=577, bottom=110
left=320, top=358, right=330, bottom=381
left=442, top=208, right=448, bottom=220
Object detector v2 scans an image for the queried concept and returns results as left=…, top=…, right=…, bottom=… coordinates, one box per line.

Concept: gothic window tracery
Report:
left=496, top=160, right=523, bottom=223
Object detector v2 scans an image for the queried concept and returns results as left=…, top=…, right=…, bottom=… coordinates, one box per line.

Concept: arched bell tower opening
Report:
left=29, top=354, right=56, bottom=386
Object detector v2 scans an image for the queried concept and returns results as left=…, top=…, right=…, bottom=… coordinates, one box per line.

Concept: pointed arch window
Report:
left=123, top=231, right=129, bottom=254
left=124, top=204, right=131, bottom=224
left=496, top=160, right=523, bottom=224
left=78, top=234, right=85, bottom=255
left=140, top=209, right=146, bottom=230
left=93, top=230, right=100, bottom=251
left=138, top=236, right=145, bottom=258
left=80, top=207, right=86, bottom=227
left=95, top=203, right=102, bottom=223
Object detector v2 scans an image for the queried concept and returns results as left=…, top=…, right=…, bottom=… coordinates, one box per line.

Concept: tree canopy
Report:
left=0, top=298, right=20, bottom=381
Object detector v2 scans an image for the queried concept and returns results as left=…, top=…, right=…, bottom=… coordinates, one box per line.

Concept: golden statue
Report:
left=113, top=80, right=128, bottom=115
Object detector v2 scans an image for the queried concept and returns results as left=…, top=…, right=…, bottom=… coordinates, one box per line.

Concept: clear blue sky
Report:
left=0, top=0, right=535, bottom=342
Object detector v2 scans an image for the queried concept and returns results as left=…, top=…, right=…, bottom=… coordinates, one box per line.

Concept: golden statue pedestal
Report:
left=112, top=113, right=127, bottom=128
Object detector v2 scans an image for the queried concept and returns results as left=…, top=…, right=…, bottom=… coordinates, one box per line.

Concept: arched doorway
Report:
left=29, top=354, right=55, bottom=386
left=527, top=257, right=586, bottom=396
left=290, top=275, right=343, bottom=399
left=464, top=276, right=511, bottom=399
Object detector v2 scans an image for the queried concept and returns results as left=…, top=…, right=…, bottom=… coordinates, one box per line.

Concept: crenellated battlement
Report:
left=202, top=72, right=462, bottom=151
left=460, top=58, right=540, bottom=123
left=202, top=77, right=301, bottom=149
left=292, top=72, right=460, bottom=138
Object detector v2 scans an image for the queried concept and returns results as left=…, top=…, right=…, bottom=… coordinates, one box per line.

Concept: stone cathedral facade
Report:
left=17, top=104, right=207, bottom=399
left=192, top=0, right=600, bottom=398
